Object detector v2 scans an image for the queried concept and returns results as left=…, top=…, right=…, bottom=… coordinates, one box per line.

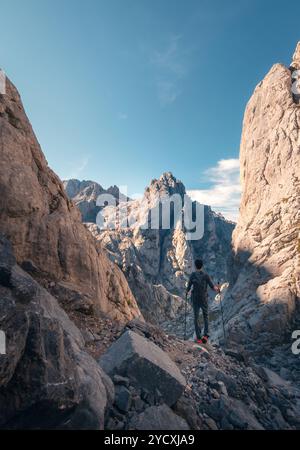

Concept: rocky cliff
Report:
left=0, top=77, right=141, bottom=322
left=223, top=44, right=300, bottom=380
left=0, top=235, right=114, bottom=429
left=67, top=172, right=235, bottom=323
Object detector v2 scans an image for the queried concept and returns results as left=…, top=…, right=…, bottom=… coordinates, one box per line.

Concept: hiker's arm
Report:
left=207, top=275, right=219, bottom=292
left=186, top=274, right=193, bottom=293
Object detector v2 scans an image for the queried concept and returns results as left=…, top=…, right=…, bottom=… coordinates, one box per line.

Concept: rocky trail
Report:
left=7, top=247, right=295, bottom=432
left=98, top=321, right=300, bottom=430
left=57, top=293, right=300, bottom=431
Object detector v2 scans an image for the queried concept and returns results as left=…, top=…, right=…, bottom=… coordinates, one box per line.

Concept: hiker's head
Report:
left=195, top=259, right=203, bottom=270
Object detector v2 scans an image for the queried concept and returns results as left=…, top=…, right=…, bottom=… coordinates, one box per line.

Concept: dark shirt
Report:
left=187, top=270, right=214, bottom=303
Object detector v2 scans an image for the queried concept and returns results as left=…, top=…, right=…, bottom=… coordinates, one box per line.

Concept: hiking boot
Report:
left=200, top=335, right=209, bottom=344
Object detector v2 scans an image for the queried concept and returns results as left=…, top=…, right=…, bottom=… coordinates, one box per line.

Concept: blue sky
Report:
left=1, top=0, right=299, bottom=219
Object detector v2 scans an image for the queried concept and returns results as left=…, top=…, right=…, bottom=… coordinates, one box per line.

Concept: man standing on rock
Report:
left=186, top=259, right=220, bottom=344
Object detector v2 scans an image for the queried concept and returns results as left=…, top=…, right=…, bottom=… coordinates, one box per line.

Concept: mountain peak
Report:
left=291, top=41, right=300, bottom=69
left=159, top=171, right=177, bottom=182
left=146, top=172, right=186, bottom=199
left=63, top=179, right=104, bottom=200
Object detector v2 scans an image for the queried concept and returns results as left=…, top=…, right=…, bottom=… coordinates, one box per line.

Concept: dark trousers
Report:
left=192, top=298, right=209, bottom=339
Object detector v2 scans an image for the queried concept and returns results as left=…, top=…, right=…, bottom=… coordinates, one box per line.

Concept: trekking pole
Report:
left=218, top=281, right=226, bottom=345
left=184, top=291, right=188, bottom=341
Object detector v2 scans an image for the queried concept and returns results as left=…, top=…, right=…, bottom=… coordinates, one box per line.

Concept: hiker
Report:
left=186, top=259, right=220, bottom=344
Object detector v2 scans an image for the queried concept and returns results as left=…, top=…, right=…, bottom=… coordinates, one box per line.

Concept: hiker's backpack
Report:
left=191, top=271, right=208, bottom=299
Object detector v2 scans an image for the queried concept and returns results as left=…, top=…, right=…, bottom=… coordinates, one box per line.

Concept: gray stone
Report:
left=269, top=406, right=289, bottom=429
left=203, top=396, right=264, bottom=430
left=203, top=417, right=218, bottom=430
left=113, top=374, right=130, bottom=387
left=132, top=395, right=146, bottom=413
left=0, top=235, right=112, bottom=429
left=141, top=388, right=155, bottom=406
left=224, top=349, right=247, bottom=364
left=20, top=260, right=41, bottom=277
left=114, top=420, right=125, bottom=430
left=99, top=330, right=186, bottom=407
left=129, top=404, right=190, bottom=430
left=215, top=371, right=238, bottom=397
left=211, top=389, right=220, bottom=399
left=280, top=368, right=291, bottom=381
left=216, top=381, right=228, bottom=396
left=110, top=408, right=124, bottom=421
left=115, top=386, right=132, bottom=413
left=81, top=329, right=95, bottom=344
left=173, top=395, right=202, bottom=429
left=260, top=367, right=292, bottom=389
left=100, top=368, right=115, bottom=411
left=204, top=364, right=238, bottom=397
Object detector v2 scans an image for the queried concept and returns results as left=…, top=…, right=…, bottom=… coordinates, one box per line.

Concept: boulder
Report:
left=259, top=367, right=292, bottom=389
left=203, top=396, right=264, bottom=430
left=173, top=395, right=202, bottom=429
left=115, top=386, right=131, bottom=412
left=99, top=330, right=186, bottom=406
left=0, top=234, right=113, bottom=429
left=129, top=404, right=190, bottom=430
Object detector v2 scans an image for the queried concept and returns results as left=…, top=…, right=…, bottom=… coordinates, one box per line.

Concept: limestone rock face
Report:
left=0, top=77, right=141, bottom=322
left=225, top=45, right=300, bottom=362
left=0, top=234, right=113, bottom=429
left=69, top=172, right=234, bottom=323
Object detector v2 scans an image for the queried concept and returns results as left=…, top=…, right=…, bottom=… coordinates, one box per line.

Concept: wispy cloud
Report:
left=65, top=156, right=89, bottom=179
left=187, top=159, right=241, bottom=222
left=148, top=34, right=188, bottom=107
left=118, top=112, right=128, bottom=120
left=156, top=80, right=181, bottom=107
left=150, top=34, right=187, bottom=77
